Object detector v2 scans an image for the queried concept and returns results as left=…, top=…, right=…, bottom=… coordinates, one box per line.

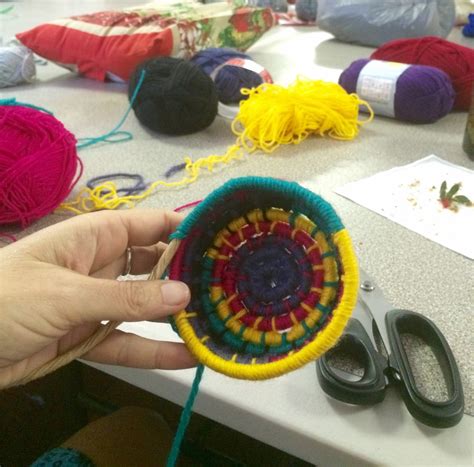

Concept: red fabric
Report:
left=16, top=5, right=274, bottom=82
left=17, top=23, right=174, bottom=81
left=371, top=37, right=474, bottom=111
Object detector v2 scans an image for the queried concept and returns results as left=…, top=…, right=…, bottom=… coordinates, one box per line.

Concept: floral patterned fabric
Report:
left=17, top=1, right=275, bottom=81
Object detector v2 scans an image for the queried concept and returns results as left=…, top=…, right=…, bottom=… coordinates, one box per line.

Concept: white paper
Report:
left=335, top=155, right=474, bottom=259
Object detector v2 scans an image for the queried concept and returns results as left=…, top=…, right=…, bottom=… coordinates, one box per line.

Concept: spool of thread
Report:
left=128, top=57, right=218, bottom=135
left=0, top=103, right=82, bottom=227
left=191, top=48, right=270, bottom=104
left=0, top=43, right=36, bottom=88
left=295, top=0, right=317, bottom=22
left=371, top=37, right=474, bottom=111
left=339, top=59, right=455, bottom=123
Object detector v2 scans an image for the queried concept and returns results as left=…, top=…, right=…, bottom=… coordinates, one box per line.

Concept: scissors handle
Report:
left=316, top=318, right=387, bottom=405
left=386, top=310, right=464, bottom=428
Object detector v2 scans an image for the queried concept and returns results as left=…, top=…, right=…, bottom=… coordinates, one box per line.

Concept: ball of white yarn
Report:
left=0, top=44, right=36, bottom=88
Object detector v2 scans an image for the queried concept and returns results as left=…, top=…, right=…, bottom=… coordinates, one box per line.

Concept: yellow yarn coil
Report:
left=59, top=79, right=373, bottom=214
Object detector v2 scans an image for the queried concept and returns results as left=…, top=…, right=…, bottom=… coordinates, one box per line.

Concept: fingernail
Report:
left=161, top=281, right=189, bottom=306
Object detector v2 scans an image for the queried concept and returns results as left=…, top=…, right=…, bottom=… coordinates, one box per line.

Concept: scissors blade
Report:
left=358, top=269, right=394, bottom=356
left=350, top=300, right=378, bottom=349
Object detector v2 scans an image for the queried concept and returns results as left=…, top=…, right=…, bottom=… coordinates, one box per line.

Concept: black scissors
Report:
left=316, top=269, right=464, bottom=428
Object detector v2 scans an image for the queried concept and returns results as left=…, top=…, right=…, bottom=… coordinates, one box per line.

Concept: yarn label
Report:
left=210, top=58, right=273, bottom=84
left=356, top=60, right=410, bottom=117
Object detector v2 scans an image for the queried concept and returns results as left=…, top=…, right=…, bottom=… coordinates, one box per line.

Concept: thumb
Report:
left=66, top=276, right=190, bottom=324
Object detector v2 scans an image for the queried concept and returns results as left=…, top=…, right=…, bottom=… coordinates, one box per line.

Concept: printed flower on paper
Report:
left=439, top=181, right=472, bottom=212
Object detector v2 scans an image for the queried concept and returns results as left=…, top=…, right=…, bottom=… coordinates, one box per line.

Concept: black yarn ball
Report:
left=128, top=57, right=218, bottom=136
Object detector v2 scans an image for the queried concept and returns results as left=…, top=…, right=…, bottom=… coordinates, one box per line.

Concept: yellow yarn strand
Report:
left=59, top=79, right=373, bottom=214
left=59, top=145, right=244, bottom=213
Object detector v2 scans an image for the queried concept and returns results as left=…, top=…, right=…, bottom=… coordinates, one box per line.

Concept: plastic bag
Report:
left=317, top=0, right=456, bottom=47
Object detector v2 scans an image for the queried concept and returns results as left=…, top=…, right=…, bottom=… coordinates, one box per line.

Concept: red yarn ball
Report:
left=371, top=36, right=474, bottom=111
left=0, top=105, right=82, bottom=227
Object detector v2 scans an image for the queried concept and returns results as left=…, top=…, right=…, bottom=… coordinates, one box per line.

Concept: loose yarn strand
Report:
left=166, top=364, right=205, bottom=467
left=174, top=199, right=202, bottom=213
left=0, top=97, right=53, bottom=114
left=59, top=144, right=244, bottom=213
left=59, top=79, right=373, bottom=214
left=76, top=70, right=146, bottom=149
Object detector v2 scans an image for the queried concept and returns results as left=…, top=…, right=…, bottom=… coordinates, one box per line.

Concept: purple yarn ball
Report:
left=214, top=66, right=264, bottom=104
left=190, top=48, right=250, bottom=75
left=339, top=59, right=455, bottom=123
left=190, top=48, right=264, bottom=104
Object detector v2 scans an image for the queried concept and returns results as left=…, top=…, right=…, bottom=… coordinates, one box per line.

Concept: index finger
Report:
left=86, top=209, right=184, bottom=273
left=10, top=209, right=185, bottom=275
left=109, top=208, right=184, bottom=246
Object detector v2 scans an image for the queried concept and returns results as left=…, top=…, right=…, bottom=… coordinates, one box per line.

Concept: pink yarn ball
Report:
left=0, top=105, right=82, bottom=227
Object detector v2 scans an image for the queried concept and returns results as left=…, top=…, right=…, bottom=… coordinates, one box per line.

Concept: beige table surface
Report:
left=1, top=1, right=473, bottom=465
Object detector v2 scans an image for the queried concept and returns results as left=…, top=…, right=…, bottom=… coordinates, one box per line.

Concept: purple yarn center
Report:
left=226, top=235, right=312, bottom=316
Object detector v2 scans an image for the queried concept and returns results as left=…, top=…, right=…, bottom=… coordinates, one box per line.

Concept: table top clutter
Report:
left=1, top=1, right=473, bottom=466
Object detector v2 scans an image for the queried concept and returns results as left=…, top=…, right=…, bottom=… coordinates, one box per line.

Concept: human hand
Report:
left=0, top=210, right=195, bottom=389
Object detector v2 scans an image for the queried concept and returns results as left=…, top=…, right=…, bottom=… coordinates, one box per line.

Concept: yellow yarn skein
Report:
left=59, top=79, right=373, bottom=214
left=235, top=79, right=372, bottom=153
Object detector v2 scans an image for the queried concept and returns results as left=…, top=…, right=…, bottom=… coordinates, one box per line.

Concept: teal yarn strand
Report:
left=0, top=98, right=53, bottom=115
left=166, top=364, right=205, bottom=467
left=1, top=71, right=146, bottom=152
left=76, top=69, right=146, bottom=150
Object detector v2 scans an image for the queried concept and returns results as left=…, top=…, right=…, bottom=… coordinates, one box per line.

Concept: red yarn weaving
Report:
left=371, top=37, right=474, bottom=111
left=0, top=105, right=82, bottom=227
